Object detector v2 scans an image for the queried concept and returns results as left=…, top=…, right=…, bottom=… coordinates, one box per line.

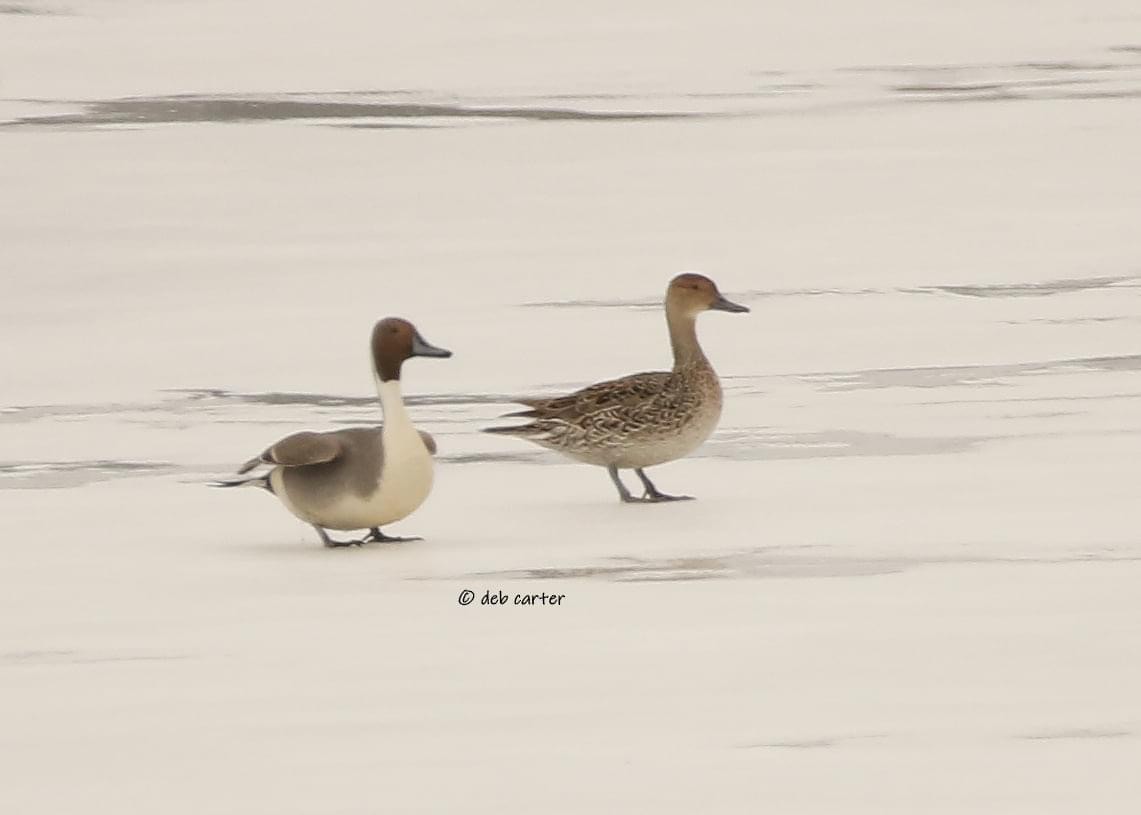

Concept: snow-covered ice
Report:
left=2, top=1, right=1140, bottom=812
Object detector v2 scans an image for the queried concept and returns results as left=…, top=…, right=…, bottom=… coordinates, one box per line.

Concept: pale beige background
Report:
left=2, top=1, right=1141, bottom=812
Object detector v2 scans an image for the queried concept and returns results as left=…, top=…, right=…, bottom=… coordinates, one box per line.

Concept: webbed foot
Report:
left=314, top=526, right=367, bottom=548
left=363, top=527, right=423, bottom=544
left=635, top=468, right=694, bottom=503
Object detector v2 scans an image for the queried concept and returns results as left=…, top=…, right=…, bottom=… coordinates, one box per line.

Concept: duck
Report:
left=484, top=273, right=748, bottom=502
left=214, top=317, right=452, bottom=547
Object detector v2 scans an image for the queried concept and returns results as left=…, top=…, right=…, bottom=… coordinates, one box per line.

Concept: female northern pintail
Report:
left=485, top=273, right=748, bottom=502
left=215, top=318, right=451, bottom=546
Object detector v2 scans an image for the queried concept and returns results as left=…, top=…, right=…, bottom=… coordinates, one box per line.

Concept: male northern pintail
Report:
left=485, top=273, right=748, bottom=502
left=214, top=318, right=451, bottom=546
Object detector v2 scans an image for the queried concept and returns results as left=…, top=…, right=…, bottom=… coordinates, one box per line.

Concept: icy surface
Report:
left=2, top=1, right=1141, bottom=812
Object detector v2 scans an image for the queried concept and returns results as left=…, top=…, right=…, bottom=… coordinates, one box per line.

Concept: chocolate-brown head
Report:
left=371, top=317, right=452, bottom=382
left=665, top=273, right=750, bottom=316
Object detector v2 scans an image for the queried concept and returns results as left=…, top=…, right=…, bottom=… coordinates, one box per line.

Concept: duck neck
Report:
left=375, top=376, right=414, bottom=431
left=666, top=304, right=709, bottom=370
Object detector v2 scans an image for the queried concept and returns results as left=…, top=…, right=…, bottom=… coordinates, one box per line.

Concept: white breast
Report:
left=364, top=378, right=435, bottom=526
left=372, top=423, right=434, bottom=524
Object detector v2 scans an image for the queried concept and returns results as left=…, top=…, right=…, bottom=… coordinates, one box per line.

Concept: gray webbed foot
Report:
left=619, top=492, right=653, bottom=504
left=609, top=465, right=695, bottom=503
left=314, top=526, right=367, bottom=548
left=363, top=527, right=422, bottom=544
left=642, top=491, right=694, bottom=502
left=635, top=468, right=694, bottom=503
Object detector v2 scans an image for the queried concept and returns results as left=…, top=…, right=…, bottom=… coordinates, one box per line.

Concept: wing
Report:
left=418, top=430, right=438, bottom=455
left=520, top=372, right=672, bottom=421
left=485, top=371, right=682, bottom=451
left=237, top=431, right=343, bottom=473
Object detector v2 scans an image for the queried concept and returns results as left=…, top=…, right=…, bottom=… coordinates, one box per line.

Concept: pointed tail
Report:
left=482, top=420, right=541, bottom=436
left=209, top=474, right=272, bottom=491
left=482, top=399, right=544, bottom=434
left=237, top=455, right=266, bottom=475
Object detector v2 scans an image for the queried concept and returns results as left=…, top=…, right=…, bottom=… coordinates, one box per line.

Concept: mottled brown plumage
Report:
left=485, top=273, right=749, bottom=502
left=501, top=367, right=721, bottom=469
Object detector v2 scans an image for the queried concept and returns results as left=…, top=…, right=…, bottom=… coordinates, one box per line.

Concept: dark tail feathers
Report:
left=210, top=474, right=272, bottom=491
left=482, top=402, right=540, bottom=434
left=237, top=455, right=266, bottom=475
left=482, top=425, right=531, bottom=436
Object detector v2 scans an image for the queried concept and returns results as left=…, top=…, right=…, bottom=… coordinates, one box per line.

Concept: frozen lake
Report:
left=3, top=1, right=1141, bottom=812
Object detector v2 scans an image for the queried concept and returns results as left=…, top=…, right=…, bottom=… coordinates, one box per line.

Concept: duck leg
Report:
left=635, top=468, right=694, bottom=502
left=608, top=464, right=648, bottom=503
left=314, top=526, right=365, bottom=548
left=363, top=527, right=422, bottom=544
